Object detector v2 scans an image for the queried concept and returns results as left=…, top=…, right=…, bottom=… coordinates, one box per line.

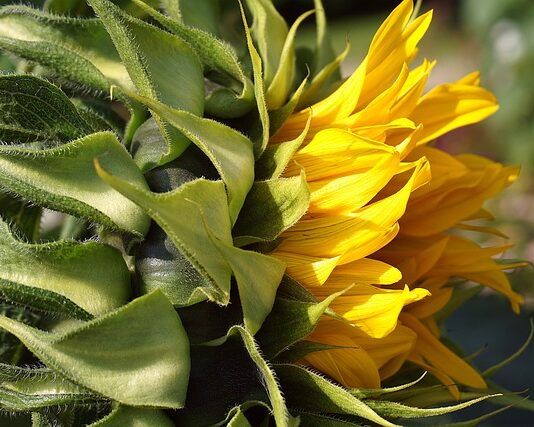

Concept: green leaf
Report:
left=116, top=89, right=254, bottom=224
left=0, top=364, right=105, bottom=412
left=275, top=364, right=399, bottom=427
left=89, top=405, right=174, bottom=427
left=178, top=326, right=291, bottom=426
left=0, top=75, right=92, bottom=144
left=256, top=288, right=344, bottom=358
left=274, top=340, right=347, bottom=364
left=0, top=218, right=130, bottom=317
left=233, top=173, right=310, bottom=247
left=87, top=0, right=205, bottom=170
left=0, top=291, right=190, bottom=408
left=95, top=169, right=284, bottom=333
left=131, top=0, right=255, bottom=118
left=0, top=132, right=150, bottom=236
left=0, top=6, right=128, bottom=92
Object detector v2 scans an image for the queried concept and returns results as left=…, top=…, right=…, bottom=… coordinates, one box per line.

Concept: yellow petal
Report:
left=272, top=252, right=340, bottom=287
left=329, top=284, right=430, bottom=338
left=410, top=78, right=498, bottom=145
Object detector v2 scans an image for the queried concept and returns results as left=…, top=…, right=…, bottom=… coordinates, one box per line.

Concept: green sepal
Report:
left=116, top=88, right=254, bottom=224
left=0, top=131, right=150, bottom=236
left=256, top=286, right=344, bottom=359
left=87, top=0, right=205, bottom=170
left=239, top=1, right=269, bottom=159
left=0, top=218, right=130, bottom=317
left=96, top=167, right=284, bottom=334
left=227, top=409, right=253, bottom=427
left=274, top=341, right=348, bottom=364
left=297, top=41, right=351, bottom=109
left=365, top=394, right=501, bottom=419
left=269, top=76, right=309, bottom=138
left=0, top=364, right=105, bottom=412
left=243, top=0, right=287, bottom=88
left=264, top=10, right=313, bottom=110
left=0, top=291, right=190, bottom=408
left=350, top=373, right=428, bottom=399
left=89, top=405, right=174, bottom=427
left=255, top=114, right=310, bottom=180
left=274, top=364, right=399, bottom=427
left=291, top=412, right=364, bottom=426
left=0, top=75, right=92, bottom=144
left=233, top=172, right=310, bottom=247
left=131, top=0, right=255, bottom=118
left=0, top=6, right=129, bottom=92
left=177, top=326, right=293, bottom=427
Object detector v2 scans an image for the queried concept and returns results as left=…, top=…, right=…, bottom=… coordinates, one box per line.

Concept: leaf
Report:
left=233, top=173, right=309, bottom=247
left=0, top=75, right=92, bottom=144
left=95, top=169, right=284, bottom=333
left=131, top=0, right=255, bottom=118
left=87, top=0, right=205, bottom=170
left=0, top=6, right=128, bottom=92
left=256, top=288, right=344, bottom=358
left=0, top=132, right=150, bottom=236
left=177, top=326, right=291, bottom=426
left=0, top=218, right=130, bottom=317
left=115, top=88, right=254, bottom=224
left=274, top=364, right=399, bottom=427
left=89, top=405, right=174, bottom=427
left=0, top=364, right=105, bottom=412
left=0, top=291, right=190, bottom=408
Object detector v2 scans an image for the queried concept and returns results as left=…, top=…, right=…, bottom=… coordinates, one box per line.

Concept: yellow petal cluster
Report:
left=269, top=0, right=524, bottom=394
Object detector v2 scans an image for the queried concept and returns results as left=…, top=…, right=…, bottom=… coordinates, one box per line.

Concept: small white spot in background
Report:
left=491, top=19, right=525, bottom=64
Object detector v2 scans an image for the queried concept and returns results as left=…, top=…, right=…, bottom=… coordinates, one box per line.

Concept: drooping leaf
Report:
left=0, top=291, right=190, bottom=408
left=89, top=405, right=174, bottom=427
left=233, top=173, right=310, bottom=247
left=115, top=88, right=254, bottom=224
left=131, top=0, right=255, bottom=118
left=95, top=168, right=284, bottom=333
left=0, top=75, right=92, bottom=144
left=275, top=364, right=399, bottom=427
left=0, top=132, right=150, bottom=236
left=0, top=218, right=130, bottom=317
left=87, top=0, right=205, bottom=170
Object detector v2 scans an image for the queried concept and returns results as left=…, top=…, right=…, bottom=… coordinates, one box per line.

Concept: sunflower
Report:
left=269, top=0, right=523, bottom=393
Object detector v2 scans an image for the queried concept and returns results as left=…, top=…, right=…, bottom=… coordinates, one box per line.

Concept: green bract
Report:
left=0, top=0, right=528, bottom=425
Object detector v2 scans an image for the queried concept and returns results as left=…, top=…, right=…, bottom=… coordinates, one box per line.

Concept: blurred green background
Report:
left=0, top=0, right=533, bottom=425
